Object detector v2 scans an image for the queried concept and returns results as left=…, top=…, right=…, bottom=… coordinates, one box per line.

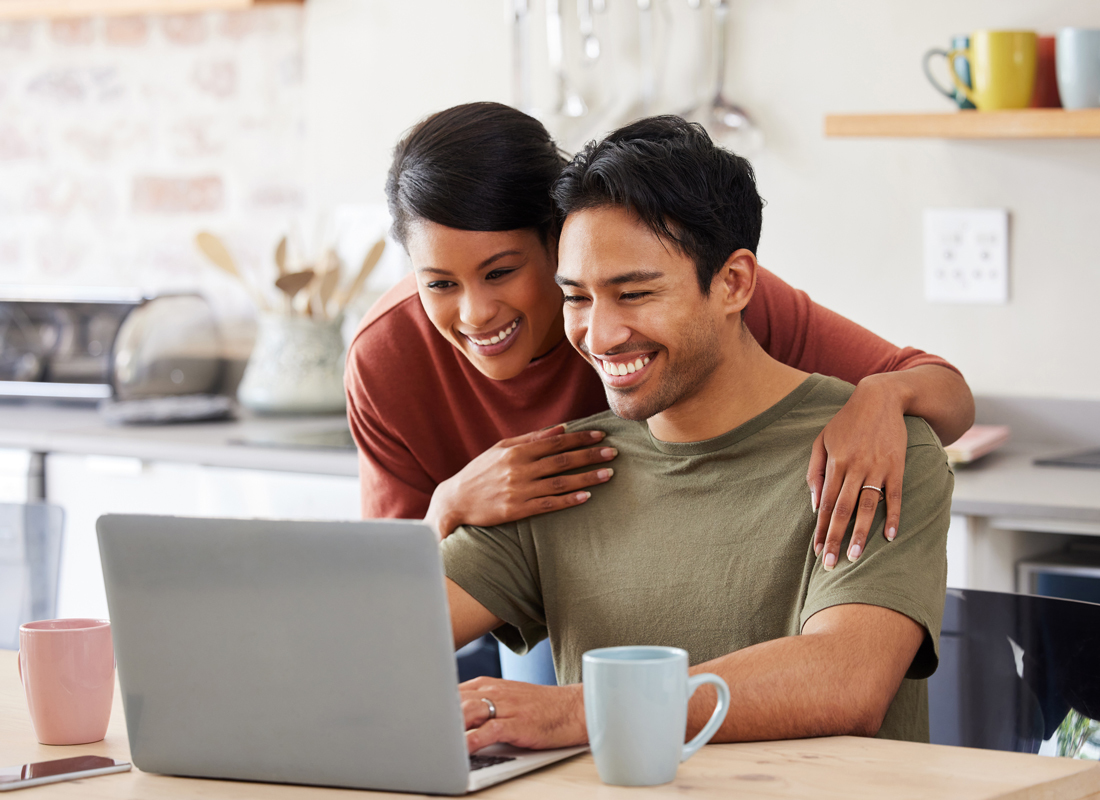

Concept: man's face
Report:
left=556, top=206, right=723, bottom=421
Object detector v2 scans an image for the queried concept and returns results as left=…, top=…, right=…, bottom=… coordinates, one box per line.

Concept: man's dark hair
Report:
left=551, top=116, right=763, bottom=295
left=386, top=102, right=568, bottom=247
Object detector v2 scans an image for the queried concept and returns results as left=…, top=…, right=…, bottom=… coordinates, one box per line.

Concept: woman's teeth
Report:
left=599, top=356, right=651, bottom=377
left=470, top=320, right=519, bottom=346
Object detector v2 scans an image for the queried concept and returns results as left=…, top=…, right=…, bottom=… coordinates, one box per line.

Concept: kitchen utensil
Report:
left=579, top=0, right=600, bottom=61
left=548, top=0, right=587, bottom=117
left=1056, top=28, right=1100, bottom=109
left=948, top=31, right=1037, bottom=110
left=706, top=0, right=762, bottom=153
left=923, top=35, right=977, bottom=109
left=274, top=236, right=288, bottom=277
left=317, top=266, right=341, bottom=320
left=335, top=238, right=386, bottom=314
left=195, top=232, right=268, bottom=310
left=275, top=269, right=315, bottom=314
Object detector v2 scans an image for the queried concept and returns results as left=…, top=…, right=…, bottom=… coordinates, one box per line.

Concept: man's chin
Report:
left=605, top=390, right=660, bottom=422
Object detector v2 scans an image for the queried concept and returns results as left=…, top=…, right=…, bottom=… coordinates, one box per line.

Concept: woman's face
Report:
left=407, top=220, right=566, bottom=381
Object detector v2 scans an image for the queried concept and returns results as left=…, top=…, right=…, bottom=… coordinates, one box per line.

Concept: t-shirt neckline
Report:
left=646, top=373, right=825, bottom=456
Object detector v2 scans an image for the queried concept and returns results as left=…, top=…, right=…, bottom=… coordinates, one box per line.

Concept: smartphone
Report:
left=0, top=755, right=130, bottom=792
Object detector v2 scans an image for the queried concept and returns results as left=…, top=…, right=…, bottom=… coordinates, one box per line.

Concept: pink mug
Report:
left=17, top=619, right=114, bottom=745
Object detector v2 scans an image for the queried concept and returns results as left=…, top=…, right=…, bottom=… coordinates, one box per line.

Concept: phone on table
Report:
left=0, top=755, right=130, bottom=792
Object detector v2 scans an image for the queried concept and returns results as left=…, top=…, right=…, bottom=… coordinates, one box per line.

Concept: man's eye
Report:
left=621, top=292, right=650, bottom=301
left=562, top=295, right=588, bottom=305
left=426, top=280, right=455, bottom=290
left=486, top=268, right=516, bottom=281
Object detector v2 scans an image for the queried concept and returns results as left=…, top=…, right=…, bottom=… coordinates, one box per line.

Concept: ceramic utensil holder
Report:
left=237, top=313, right=346, bottom=414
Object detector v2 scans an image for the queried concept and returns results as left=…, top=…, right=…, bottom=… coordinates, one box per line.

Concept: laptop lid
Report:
left=97, top=515, right=471, bottom=795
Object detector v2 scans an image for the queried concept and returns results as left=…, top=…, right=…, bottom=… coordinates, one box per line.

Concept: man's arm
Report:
left=460, top=601, right=925, bottom=752
left=448, top=578, right=502, bottom=649
left=686, top=603, right=924, bottom=741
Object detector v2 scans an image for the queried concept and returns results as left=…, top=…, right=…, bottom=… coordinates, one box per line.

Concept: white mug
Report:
left=1057, top=28, right=1100, bottom=109
left=582, top=646, right=730, bottom=786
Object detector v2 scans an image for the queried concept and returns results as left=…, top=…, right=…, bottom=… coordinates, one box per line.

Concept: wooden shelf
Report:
left=825, top=109, right=1100, bottom=139
left=0, top=0, right=301, bottom=19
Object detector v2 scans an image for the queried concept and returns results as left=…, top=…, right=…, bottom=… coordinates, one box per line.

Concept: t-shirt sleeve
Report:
left=345, top=329, right=436, bottom=521
left=439, top=521, right=548, bottom=655
left=746, top=267, right=963, bottom=384
left=798, top=417, right=954, bottom=680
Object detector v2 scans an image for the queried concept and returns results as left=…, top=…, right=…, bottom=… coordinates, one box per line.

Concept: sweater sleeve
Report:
left=745, top=267, right=962, bottom=385
left=344, top=328, right=435, bottom=521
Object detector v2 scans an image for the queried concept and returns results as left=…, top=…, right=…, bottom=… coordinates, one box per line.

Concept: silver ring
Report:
left=861, top=485, right=885, bottom=499
left=480, top=697, right=497, bottom=720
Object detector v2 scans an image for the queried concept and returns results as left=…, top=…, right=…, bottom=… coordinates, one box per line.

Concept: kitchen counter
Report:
left=0, top=401, right=358, bottom=477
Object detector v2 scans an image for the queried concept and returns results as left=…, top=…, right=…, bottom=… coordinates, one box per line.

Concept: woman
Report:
left=344, top=102, right=973, bottom=681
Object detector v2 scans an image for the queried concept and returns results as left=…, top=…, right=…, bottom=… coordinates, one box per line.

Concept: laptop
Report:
left=96, top=515, right=585, bottom=795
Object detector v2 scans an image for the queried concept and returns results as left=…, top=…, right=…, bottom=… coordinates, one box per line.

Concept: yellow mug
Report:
left=948, top=30, right=1037, bottom=110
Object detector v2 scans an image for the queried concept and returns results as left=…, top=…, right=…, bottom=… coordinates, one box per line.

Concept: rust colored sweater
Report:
left=345, top=269, right=958, bottom=520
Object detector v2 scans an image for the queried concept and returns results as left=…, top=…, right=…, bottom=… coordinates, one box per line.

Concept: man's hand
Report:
left=459, top=677, right=586, bottom=753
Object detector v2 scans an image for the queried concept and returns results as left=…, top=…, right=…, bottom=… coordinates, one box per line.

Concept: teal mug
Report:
left=582, top=646, right=730, bottom=786
left=924, top=34, right=977, bottom=109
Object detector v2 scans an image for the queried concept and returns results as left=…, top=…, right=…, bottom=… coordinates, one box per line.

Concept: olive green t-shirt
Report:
left=440, top=374, right=953, bottom=742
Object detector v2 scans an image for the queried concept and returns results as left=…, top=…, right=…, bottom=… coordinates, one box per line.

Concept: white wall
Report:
left=303, top=0, right=1100, bottom=401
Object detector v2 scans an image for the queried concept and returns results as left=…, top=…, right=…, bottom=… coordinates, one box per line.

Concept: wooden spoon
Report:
left=317, top=267, right=341, bottom=319
left=335, top=238, right=386, bottom=314
left=274, top=236, right=288, bottom=277
left=195, top=232, right=268, bottom=310
left=275, top=269, right=315, bottom=314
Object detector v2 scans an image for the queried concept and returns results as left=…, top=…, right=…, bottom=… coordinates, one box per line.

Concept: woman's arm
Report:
left=746, top=267, right=974, bottom=568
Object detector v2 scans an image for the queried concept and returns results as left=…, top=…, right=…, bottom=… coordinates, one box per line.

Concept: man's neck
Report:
left=646, top=329, right=809, bottom=444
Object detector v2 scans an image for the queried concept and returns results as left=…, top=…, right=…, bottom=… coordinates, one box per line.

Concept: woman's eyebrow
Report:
left=416, top=250, right=526, bottom=276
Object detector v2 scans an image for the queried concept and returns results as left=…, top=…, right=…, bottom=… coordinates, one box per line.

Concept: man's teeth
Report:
left=599, top=356, right=651, bottom=377
left=471, top=320, right=518, bottom=346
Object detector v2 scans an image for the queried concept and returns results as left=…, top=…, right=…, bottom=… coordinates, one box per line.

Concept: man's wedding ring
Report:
left=861, top=485, right=885, bottom=499
left=481, top=697, right=497, bottom=720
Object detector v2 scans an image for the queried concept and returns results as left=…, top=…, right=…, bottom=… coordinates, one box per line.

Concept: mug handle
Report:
left=922, top=48, right=957, bottom=100
left=681, top=672, right=730, bottom=762
left=946, top=48, right=978, bottom=106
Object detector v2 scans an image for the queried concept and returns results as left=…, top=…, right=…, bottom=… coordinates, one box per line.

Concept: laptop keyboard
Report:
left=469, top=754, right=517, bottom=771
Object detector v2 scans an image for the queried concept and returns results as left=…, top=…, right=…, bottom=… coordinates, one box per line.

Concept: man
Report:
left=439, top=116, right=952, bottom=752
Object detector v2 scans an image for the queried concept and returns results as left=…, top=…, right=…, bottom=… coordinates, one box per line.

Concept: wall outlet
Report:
left=924, top=208, right=1009, bottom=304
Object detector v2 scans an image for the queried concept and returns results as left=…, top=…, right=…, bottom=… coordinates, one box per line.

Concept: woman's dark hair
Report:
left=551, top=116, right=764, bottom=295
left=386, top=102, right=568, bottom=247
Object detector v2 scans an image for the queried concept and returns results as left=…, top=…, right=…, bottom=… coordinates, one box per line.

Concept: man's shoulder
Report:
left=562, top=410, right=648, bottom=441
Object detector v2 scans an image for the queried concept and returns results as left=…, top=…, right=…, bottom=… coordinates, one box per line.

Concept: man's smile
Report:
left=594, top=353, right=655, bottom=387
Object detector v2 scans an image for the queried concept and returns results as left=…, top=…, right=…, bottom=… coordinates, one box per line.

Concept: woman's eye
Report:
left=486, top=268, right=516, bottom=281
left=426, top=280, right=455, bottom=290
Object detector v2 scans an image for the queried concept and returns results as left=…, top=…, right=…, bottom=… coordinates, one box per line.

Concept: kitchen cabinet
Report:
left=47, top=453, right=359, bottom=619
left=0, top=0, right=302, bottom=20
left=825, top=108, right=1100, bottom=139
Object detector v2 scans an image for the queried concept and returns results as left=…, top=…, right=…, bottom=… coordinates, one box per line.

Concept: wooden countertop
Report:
left=3, top=651, right=1100, bottom=799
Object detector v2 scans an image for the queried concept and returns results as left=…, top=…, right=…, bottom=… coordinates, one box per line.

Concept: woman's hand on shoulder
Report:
left=807, top=378, right=908, bottom=571
left=427, top=425, right=617, bottom=539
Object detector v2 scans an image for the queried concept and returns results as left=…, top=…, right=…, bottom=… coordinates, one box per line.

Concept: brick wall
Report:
left=0, top=7, right=305, bottom=322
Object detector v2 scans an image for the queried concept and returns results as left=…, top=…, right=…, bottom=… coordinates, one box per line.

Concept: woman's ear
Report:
left=715, top=249, right=758, bottom=316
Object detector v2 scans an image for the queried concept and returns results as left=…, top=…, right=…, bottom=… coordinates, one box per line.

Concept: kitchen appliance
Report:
left=0, top=289, right=223, bottom=403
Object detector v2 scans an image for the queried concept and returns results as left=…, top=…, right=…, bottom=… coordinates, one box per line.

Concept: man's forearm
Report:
left=857, top=365, right=974, bottom=447
left=684, top=604, right=924, bottom=743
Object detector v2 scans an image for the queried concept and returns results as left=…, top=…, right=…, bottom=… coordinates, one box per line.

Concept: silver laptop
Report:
left=96, top=515, right=585, bottom=795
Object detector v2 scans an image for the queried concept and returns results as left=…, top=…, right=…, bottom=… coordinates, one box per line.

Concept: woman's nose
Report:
left=459, top=287, right=497, bottom=329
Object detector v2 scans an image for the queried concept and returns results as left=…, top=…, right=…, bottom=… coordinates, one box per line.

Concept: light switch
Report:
left=924, top=208, right=1009, bottom=304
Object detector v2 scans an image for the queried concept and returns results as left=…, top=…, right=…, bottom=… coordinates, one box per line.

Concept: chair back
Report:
left=0, top=502, right=64, bottom=650
left=930, top=588, right=1100, bottom=757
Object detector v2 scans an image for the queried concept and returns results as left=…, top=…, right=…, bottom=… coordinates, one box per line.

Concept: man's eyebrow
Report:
left=415, top=250, right=526, bottom=276
left=556, top=269, right=664, bottom=288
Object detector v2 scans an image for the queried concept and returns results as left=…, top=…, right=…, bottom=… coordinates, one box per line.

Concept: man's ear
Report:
left=714, top=249, right=757, bottom=317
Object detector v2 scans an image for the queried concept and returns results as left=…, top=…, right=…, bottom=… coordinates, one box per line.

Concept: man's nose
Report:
left=584, top=300, right=632, bottom=357
left=459, top=287, right=497, bottom=329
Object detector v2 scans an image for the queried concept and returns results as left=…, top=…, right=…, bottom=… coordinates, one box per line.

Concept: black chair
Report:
left=929, top=588, right=1100, bottom=757
left=0, top=502, right=64, bottom=651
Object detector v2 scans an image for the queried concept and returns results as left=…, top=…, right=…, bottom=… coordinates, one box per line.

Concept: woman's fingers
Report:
left=530, top=441, right=617, bottom=479
left=527, top=428, right=608, bottom=460
left=807, top=431, right=827, bottom=552
left=846, top=482, right=885, bottom=563
left=883, top=468, right=904, bottom=542
left=816, top=465, right=858, bottom=571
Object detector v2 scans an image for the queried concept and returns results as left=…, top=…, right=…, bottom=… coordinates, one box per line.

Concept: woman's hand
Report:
left=807, top=378, right=908, bottom=570
left=426, top=425, right=617, bottom=539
